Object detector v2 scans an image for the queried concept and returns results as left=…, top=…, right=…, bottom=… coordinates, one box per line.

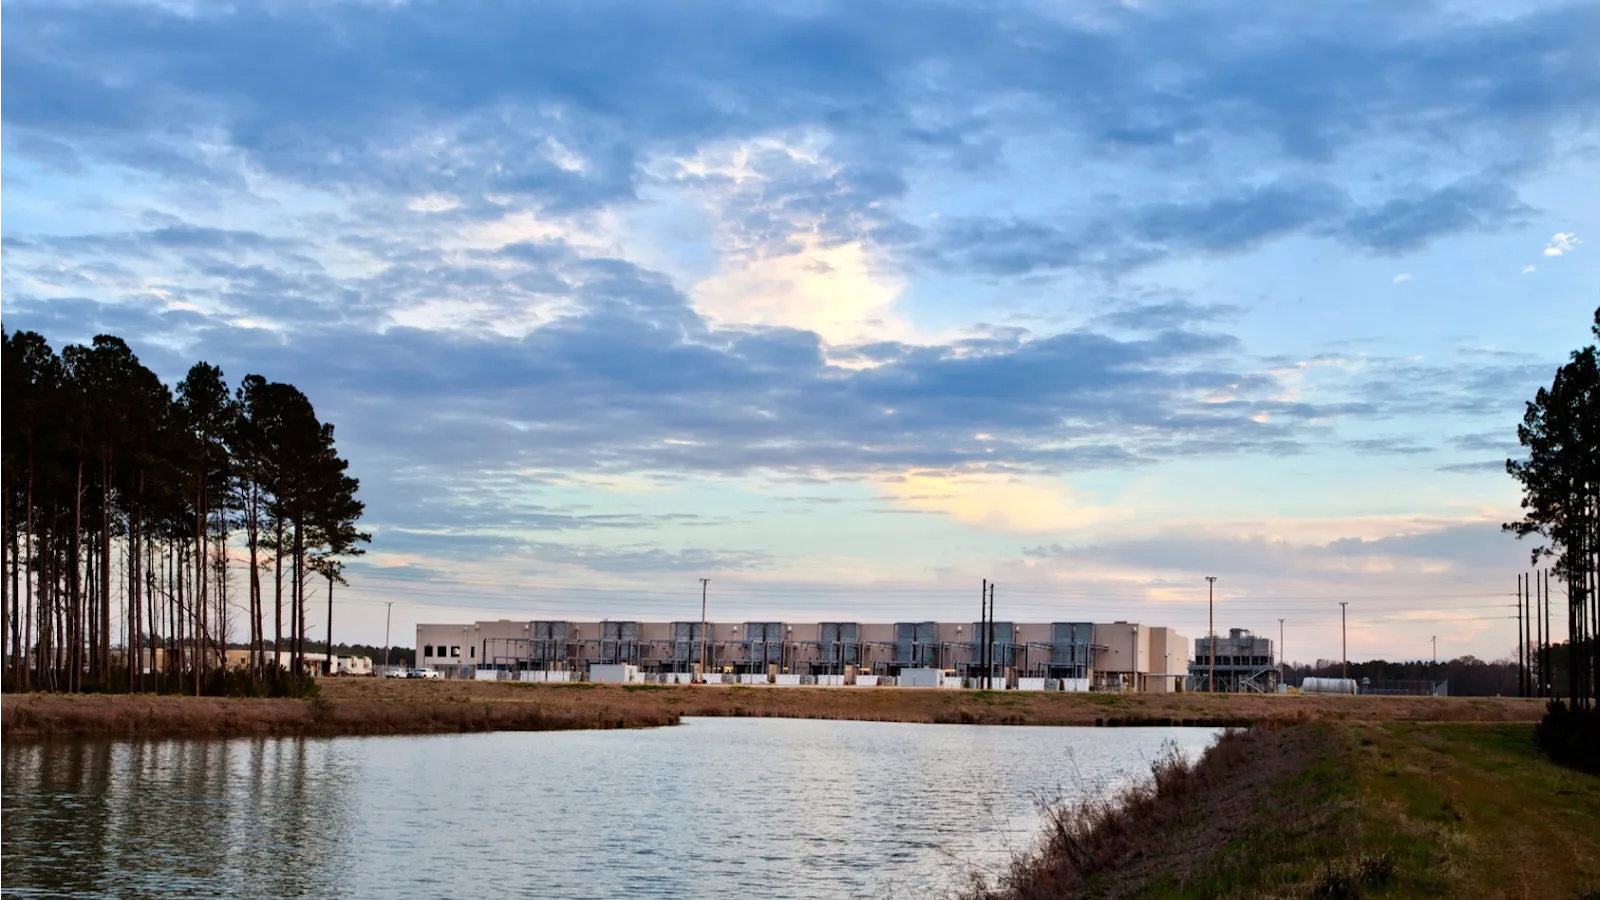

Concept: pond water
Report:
left=2, top=718, right=1219, bottom=899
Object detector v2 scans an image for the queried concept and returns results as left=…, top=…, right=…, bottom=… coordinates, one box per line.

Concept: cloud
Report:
left=1022, top=518, right=1525, bottom=582
left=1522, top=265, right=1537, bottom=274
left=1097, top=300, right=1242, bottom=332
left=1435, top=461, right=1508, bottom=475
left=5, top=0, right=1597, bottom=284
left=1449, top=431, right=1520, bottom=455
left=1543, top=232, right=1581, bottom=256
left=1335, top=180, right=1530, bottom=253
left=3, top=0, right=1594, bottom=650
left=874, top=471, right=1122, bottom=533
left=693, top=231, right=906, bottom=346
left=1345, top=437, right=1431, bottom=456
left=1393, top=273, right=1411, bottom=284
left=0, top=289, right=1278, bottom=479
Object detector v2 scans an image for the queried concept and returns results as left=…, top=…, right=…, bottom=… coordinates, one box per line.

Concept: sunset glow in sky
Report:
left=4, top=0, right=1597, bottom=662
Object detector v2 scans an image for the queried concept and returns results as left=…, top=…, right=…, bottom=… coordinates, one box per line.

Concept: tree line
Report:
left=1286, top=656, right=1519, bottom=697
left=1, top=328, right=368, bottom=694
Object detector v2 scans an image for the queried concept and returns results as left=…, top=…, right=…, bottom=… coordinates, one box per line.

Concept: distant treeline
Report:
left=2, top=329, right=368, bottom=695
left=1286, top=656, right=1521, bottom=696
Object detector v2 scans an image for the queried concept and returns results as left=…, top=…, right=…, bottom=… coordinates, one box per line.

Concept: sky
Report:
left=4, top=0, right=1598, bottom=664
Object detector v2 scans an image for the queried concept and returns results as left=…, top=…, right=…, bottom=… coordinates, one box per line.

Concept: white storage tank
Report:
left=1301, top=676, right=1358, bottom=695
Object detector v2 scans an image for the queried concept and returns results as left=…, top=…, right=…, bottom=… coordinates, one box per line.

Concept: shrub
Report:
left=199, top=668, right=321, bottom=699
left=1533, top=700, right=1600, bottom=774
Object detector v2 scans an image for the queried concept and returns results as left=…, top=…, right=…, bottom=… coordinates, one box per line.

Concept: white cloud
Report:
left=408, top=193, right=461, bottom=213
left=1522, top=265, right=1536, bottom=275
left=1543, top=232, right=1581, bottom=256
left=875, top=472, right=1123, bottom=533
left=1392, top=273, right=1411, bottom=284
left=669, top=133, right=914, bottom=346
left=695, top=233, right=907, bottom=347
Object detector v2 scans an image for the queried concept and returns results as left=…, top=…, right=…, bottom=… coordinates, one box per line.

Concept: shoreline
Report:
left=971, top=718, right=1600, bottom=898
left=0, top=679, right=1544, bottom=741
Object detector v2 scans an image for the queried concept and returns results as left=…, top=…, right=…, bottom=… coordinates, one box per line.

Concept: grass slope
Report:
left=977, top=722, right=1600, bottom=899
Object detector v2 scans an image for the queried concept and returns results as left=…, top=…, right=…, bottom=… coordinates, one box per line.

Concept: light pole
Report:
left=698, top=578, right=710, bottom=683
left=1431, top=635, right=1437, bottom=669
left=1277, top=618, right=1284, bottom=689
left=1339, top=602, right=1349, bottom=681
left=1206, top=576, right=1217, bottom=693
left=383, top=601, right=393, bottom=672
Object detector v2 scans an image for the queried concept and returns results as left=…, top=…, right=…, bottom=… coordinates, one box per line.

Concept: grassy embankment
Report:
left=970, top=720, right=1600, bottom=900
left=1, top=677, right=1544, bottom=739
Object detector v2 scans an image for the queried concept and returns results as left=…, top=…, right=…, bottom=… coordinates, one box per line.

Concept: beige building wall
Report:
left=1091, top=622, right=1157, bottom=689
left=413, top=618, right=1180, bottom=684
left=1143, top=627, right=1190, bottom=693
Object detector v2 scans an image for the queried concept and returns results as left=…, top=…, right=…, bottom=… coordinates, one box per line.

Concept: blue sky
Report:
left=4, top=0, right=1597, bottom=662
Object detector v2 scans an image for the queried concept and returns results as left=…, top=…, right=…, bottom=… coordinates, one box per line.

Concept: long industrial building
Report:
left=416, top=619, right=1191, bottom=691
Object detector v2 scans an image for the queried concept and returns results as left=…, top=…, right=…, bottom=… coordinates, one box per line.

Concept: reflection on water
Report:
left=4, top=738, right=351, bottom=898
left=3, top=718, right=1217, bottom=899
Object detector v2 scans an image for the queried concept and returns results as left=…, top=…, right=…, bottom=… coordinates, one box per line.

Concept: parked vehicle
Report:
left=407, top=667, right=442, bottom=680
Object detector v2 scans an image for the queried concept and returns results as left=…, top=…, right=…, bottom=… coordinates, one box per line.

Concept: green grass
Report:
left=988, top=721, right=1600, bottom=900
left=1221, top=723, right=1598, bottom=899
left=1356, top=723, right=1600, bottom=898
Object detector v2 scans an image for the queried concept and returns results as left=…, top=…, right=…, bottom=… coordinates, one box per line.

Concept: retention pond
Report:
left=3, top=718, right=1219, bottom=898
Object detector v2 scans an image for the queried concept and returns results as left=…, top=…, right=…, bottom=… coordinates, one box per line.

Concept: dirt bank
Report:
left=0, top=689, right=679, bottom=740
left=321, top=678, right=1545, bottom=728
left=1, top=679, right=1542, bottom=740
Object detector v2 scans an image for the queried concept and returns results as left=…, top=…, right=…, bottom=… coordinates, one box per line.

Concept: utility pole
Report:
left=1278, top=617, right=1285, bottom=688
left=1206, top=576, right=1217, bottom=693
left=1431, top=635, right=1436, bottom=669
left=1340, top=601, right=1349, bottom=682
left=1534, top=570, right=1543, bottom=697
left=699, top=578, right=710, bottom=683
left=979, top=579, right=987, bottom=688
left=383, top=601, right=393, bottom=672
left=1542, top=569, right=1551, bottom=698
left=988, top=582, right=996, bottom=690
left=1517, top=574, right=1525, bottom=697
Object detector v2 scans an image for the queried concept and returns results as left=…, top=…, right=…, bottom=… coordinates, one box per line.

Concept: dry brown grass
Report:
left=1, top=678, right=1542, bottom=741
left=0, top=686, right=678, bottom=739
left=324, top=678, right=1545, bottom=727
left=964, top=723, right=1344, bottom=900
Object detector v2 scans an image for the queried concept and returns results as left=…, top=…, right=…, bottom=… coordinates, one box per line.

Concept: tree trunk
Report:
left=293, top=517, right=304, bottom=677
left=325, top=572, right=334, bottom=677
left=102, top=458, right=113, bottom=682
left=273, top=515, right=284, bottom=680
left=72, top=460, right=84, bottom=692
left=195, top=460, right=206, bottom=697
left=128, top=487, right=141, bottom=691
left=248, top=483, right=261, bottom=679
left=24, top=469, right=33, bottom=690
left=2, top=483, right=9, bottom=688
left=146, top=528, right=157, bottom=691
